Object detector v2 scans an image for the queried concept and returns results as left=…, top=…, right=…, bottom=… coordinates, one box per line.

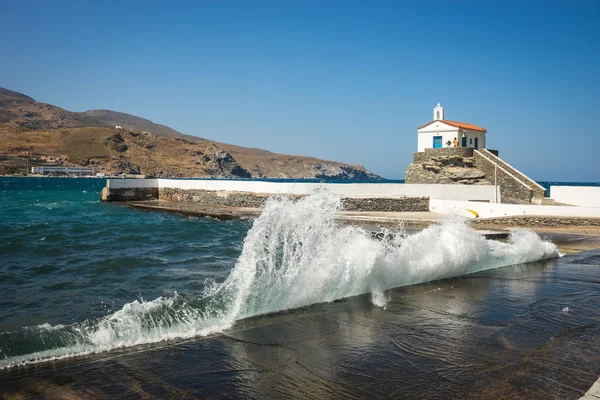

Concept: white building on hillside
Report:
left=31, top=166, right=95, bottom=176
left=417, top=104, right=487, bottom=152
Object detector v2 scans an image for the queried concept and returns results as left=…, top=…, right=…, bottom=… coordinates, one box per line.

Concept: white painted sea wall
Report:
left=551, top=186, right=600, bottom=208
left=430, top=199, right=600, bottom=219
left=106, top=179, right=501, bottom=202
left=107, top=179, right=159, bottom=189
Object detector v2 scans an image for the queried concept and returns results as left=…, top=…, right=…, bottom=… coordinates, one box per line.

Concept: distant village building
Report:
left=115, top=126, right=123, bottom=129
left=417, top=104, right=487, bottom=152
left=31, top=166, right=95, bottom=176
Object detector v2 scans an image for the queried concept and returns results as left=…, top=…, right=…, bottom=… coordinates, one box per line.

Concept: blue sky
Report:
left=1, top=1, right=599, bottom=180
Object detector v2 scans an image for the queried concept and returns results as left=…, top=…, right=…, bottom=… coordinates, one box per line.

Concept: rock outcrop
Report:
left=103, top=132, right=128, bottom=153
left=405, top=155, right=489, bottom=185
left=314, top=164, right=379, bottom=180
left=213, top=150, right=252, bottom=178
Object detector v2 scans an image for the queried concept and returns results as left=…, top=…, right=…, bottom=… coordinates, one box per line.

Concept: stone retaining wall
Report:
left=342, top=197, right=428, bottom=212
left=473, top=151, right=534, bottom=202
left=413, top=152, right=428, bottom=163
left=472, top=216, right=600, bottom=227
left=159, top=188, right=271, bottom=208
left=413, top=148, right=474, bottom=163
left=101, top=187, right=158, bottom=202
left=158, top=188, right=429, bottom=212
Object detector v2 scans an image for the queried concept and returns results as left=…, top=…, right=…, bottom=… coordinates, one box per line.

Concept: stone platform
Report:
left=125, top=200, right=446, bottom=227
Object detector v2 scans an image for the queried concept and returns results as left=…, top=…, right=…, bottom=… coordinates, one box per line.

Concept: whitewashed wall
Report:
left=417, top=121, right=459, bottom=152
left=430, top=199, right=600, bottom=219
left=464, top=130, right=486, bottom=149
left=107, top=179, right=501, bottom=202
left=551, top=186, right=600, bottom=208
left=417, top=131, right=458, bottom=152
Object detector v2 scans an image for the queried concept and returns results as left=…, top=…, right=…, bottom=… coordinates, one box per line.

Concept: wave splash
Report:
left=0, top=191, right=559, bottom=369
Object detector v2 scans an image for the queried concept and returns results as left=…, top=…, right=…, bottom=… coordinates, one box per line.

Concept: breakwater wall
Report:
left=551, top=186, right=600, bottom=208
left=101, top=179, right=501, bottom=212
left=159, top=187, right=430, bottom=212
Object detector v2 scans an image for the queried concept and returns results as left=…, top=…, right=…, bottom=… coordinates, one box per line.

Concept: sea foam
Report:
left=0, top=190, right=559, bottom=369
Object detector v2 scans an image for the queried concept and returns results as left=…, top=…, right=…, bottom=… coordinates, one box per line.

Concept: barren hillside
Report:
left=0, top=87, right=381, bottom=179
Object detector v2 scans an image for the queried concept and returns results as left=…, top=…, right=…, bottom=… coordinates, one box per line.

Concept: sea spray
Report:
left=0, top=190, right=559, bottom=369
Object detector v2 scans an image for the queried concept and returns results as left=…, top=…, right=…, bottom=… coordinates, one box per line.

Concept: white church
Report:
left=417, top=104, right=487, bottom=152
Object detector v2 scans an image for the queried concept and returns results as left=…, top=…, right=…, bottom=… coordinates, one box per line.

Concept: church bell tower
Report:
left=433, top=103, right=444, bottom=121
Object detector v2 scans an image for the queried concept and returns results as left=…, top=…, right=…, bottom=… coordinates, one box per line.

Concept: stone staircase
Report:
left=474, top=149, right=546, bottom=203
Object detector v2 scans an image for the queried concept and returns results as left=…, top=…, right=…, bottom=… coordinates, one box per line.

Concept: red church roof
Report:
left=418, top=119, right=487, bottom=132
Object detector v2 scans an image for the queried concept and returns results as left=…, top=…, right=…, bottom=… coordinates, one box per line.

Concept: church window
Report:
left=470, top=138, right=473, bottom=144
left=436, top=111, right=440, bottom=119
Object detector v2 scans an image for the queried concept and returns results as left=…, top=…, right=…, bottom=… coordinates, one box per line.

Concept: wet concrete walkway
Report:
left=124, top=201, right=600, bottom=253
left=1, top=251, right=599, bottom=399
left=124, top=200, right=447, bottom=227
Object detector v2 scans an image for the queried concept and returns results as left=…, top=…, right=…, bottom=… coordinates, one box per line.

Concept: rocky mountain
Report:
left=80, top=109, right=203, bottom=142
left=0, top=87, right=381, bottom=179
left=0, top=88, right=35, bottom=102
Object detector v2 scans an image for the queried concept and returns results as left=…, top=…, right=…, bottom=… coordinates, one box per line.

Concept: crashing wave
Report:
left=0, top=190, right=558, bottom=369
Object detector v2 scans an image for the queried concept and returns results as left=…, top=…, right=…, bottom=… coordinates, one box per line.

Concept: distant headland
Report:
left=0, top=87, right=380, bottom=180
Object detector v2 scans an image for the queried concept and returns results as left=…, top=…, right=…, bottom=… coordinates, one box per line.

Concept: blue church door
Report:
left=462, top=136, right=467, bottom=147
left=474, top=137, right=479, bottom=149
left=433, top=136, right=442, bottom=148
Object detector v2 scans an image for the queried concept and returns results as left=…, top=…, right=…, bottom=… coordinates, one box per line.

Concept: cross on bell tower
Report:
left=433, top=103, right=444, bottom=121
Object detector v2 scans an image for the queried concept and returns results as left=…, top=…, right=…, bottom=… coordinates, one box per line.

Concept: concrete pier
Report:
left=125, top=199, right=447, bottom=227
left=581, top=378, right=600, bottom=399
left=102, top=179, right=600, bottom=231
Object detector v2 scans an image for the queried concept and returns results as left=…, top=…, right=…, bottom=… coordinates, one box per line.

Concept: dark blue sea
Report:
left=0, top=177, right=590, bottom=371
left=538, top=181, right=600, bottom=197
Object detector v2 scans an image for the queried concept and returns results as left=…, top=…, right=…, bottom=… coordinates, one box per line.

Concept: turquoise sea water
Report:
left=0, top=177, right=249, bottom=332
left=0, top=177, right=577, bottom=368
